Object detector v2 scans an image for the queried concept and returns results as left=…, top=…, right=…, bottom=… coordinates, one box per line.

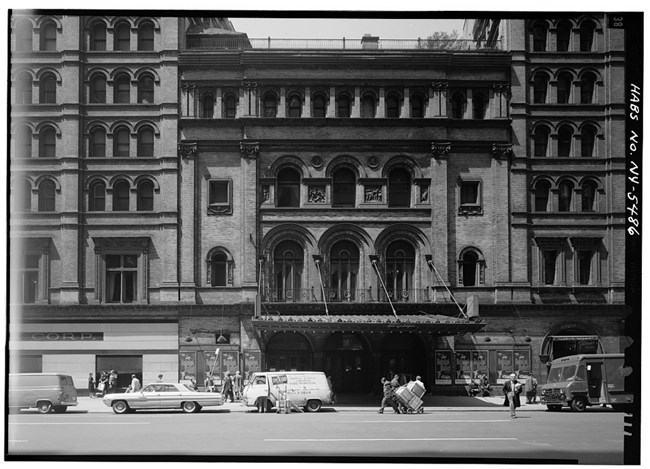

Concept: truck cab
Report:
left=540, top=354, right=633, bottom=412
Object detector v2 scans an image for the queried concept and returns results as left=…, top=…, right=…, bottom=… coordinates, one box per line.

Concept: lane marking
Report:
left=265, top=437, right=518, bottom=442
left=10, top=422, right=151, bottom=425
left=336, top=419, right=511, bottom=423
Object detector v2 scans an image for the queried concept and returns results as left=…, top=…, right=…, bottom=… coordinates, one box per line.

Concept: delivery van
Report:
left=8, top=373, right=79, bottom=413
left=242, top=371, right=333, bottom=412
left=540, top=354, right=633, bottom=412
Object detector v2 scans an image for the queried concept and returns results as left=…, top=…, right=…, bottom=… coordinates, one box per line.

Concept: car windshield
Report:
left=547, top=367, right=563, bottom=383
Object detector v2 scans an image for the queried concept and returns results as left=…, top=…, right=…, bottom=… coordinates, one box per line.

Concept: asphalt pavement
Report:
left=76, top=393, right=549, bottom=413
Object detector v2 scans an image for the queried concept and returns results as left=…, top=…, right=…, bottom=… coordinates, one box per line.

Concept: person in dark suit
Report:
left=503, top=373, right=522, bottom=419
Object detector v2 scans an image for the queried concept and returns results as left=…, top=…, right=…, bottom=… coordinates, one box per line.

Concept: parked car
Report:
left=102, top=382, right=224, bottom=414
left=8, top=373, right=78, bottom=414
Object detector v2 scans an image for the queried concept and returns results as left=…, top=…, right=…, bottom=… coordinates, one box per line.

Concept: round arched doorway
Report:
left=381, top=333, right=426, bottom=384
left=265, top=332, right=313, bottom=371
left=540, top=323, right=603, bottom=364
left=323, top=332, right=370, bottom=393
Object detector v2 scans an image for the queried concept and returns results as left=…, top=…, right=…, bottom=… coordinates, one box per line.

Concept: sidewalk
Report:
left=73, top=394, right=548, bottom=413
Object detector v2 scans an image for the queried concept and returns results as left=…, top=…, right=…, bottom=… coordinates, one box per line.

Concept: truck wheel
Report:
left=182, top=401, right=199, bottom=413
left=112, top=400, right=129, bottom=414
left=546, top=405, right=562, bottom=412
left=52, top=405, right=67, bottom=413
left=571, top=397, right=587, bottom=412
left=305, top=399, right=322, bottom=412
left=37, top=401, right=52, bottom=413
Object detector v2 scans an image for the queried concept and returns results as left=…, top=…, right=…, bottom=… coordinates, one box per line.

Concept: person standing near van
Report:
left=88, top=372, right=96, bottom=398
left=525, top=373, right=538, bottom=404
left=234, top=371, right=243, bottom=400
left=222, top=372, right=235, bottom=402
left=503, top=373, right=522, bottom=419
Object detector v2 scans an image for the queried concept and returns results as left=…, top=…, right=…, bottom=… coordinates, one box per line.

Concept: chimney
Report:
left=361, top=34, right=379, bottom=50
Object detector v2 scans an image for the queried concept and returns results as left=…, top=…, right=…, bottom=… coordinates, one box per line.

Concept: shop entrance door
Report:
left=96, top=355, right=142, bottom=391
left=380, top=333, right=426, bottom=384
left=266, top=332, right=313, bottom=372
left=323, top=333, right=370, bottom=393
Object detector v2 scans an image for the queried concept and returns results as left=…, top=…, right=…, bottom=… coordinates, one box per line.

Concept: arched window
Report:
left=113, top=127, right=130, bottom=157
left=90, top=22, right=107, bottom=51
left=581, top=181, right=597, bottom=212
left=388, top=167, right=411, bottom=207
left=15, top=180, right=32, bottom=212
left=556, top=21, right=572, bottom=52
left=39, top=73, right=57, bottom=104
left=15, top=20, right=33, bottom=51
left=137, top=74, right=154, bottom=104
left=200, top=94, right=214, bottom=118
left=532, top=22, right=548, bottom=51
left=332, top=167, right=356, bottom=207
left=581, top=126, right=596, bottom=157
left=557, top=73, right=572, bottom=104
left=114, top=22, right=130, bottom=51
left=16, top=126, right=32, bottom=158
left=112, top=180, right=130, bottom=211
left=273, top=241, right=303, bottom=301
left=137, top=126, right=154, bottom=157
left=277, top=167, right=300, bottom=207
left=330, top=240, right=359, bottom=301
left=534, top=180, right=551, bottom=212
left=312, top=93, right=327, bottom=117
left=39, top=127, right=56, bottom=158
left=89, top=127, right=106, bottom=157
left=533, top=73, right=548, bottom=103
left=558, top=125, right=573, bottom=157
left=580, top=21, right=596, bottom=52
left=360, top=93, right=376, bottom=118
left=89, top=181, right=106, bottom=211
left=15, top=73, right=32, bottom=104
left=558, top=181, right=574, bottom=212
left=410, top=94, right=424, bottom=118
left=459, top=249, right=483, bottom=287
left=472, top=92, right=486, bottom=119
left=337, top=94, right=351, bottom=118
left=223, top=93, right=237, bottom=118
left=136, top=180, right=154, bottom=211
left=287, top=93, right=302, bottom=118
left=385, top=241, right=415, bottom=302
left=40, top=21, right=57, bottom=51
left=580, top=73, right=596, bottom=104
left=90, top=74, right=106, bottom=103
left=263, top=93, right=277, bottom=117
left=137, top=21, right=154, bottom=51
left=451, top=92, right=466, bottom=119
left=386, top=94, right=400, bottom=118
left=210, top=251, right=230, bottom=287
left=114, top=74, right=130, bottom=103
left=534, top=126, right=550, bottom=157
left=38, top=180, right=55, bottom=212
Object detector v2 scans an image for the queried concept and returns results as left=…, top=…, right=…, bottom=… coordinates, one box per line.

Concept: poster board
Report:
left=434, top=350, right=452, bottom=385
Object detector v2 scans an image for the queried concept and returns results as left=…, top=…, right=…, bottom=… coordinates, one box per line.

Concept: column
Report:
left=430, top=142, right=451, bottom=290
left=239, top=83, right=247, bottom=117
left=352, top=87, right=361, bottom=118
left=327, top=87, right=336, bottom=118
left=240, top=141, right=260, bottom=290
left=303, top=87, right=311, bottom=118
left=402, top=86, right=409, bottom=118
left=431, top=82, right=447, bottom=117
left=278, top=87, right=286, bottom=118
left=491, top=144, right=513, bottom=287
left=178, top=142, right=198, bottom=302
left=465, top=89, right=473, bottom=119
left=214, top=87, right=222, bottom=118
left=180, top=84, right=188, bottom=117
left=377, top=87, right=385, bottom=118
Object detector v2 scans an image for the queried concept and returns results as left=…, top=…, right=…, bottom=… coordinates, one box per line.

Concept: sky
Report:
left=229, top=18, right=467, bottom=40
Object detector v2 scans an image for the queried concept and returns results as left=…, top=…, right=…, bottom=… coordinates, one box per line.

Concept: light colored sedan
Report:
left=103, top=382, right=224, bottom=414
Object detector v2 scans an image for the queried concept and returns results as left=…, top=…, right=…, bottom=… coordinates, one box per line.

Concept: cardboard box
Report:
left=395, top=386, right=414, bottom=402
left=407, top=381, right=425, bottom=398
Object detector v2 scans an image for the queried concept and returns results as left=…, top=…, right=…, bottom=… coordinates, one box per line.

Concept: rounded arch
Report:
left=85, top=174, right=110, bottom=189
left=106, top=16, right=135, bottom=28
left=133, top=174, right=160, bottom=191
left=86, top=120, right=110, bottom=134
left=35, top=15, right=62, bottom=29
left=555, top=175, right=579, bottom=188
left=325, top=155, right=366, bottom=178
left=319, top=223, right=373, bottom=257
left=34, top=121, right=62, bottom=135
left=530, top=174, right=555, bottom=189
left=576, top=68, right=602, bottom=81
left=133, top=67, right=161, bottom=83
left=261, top=89, right=279, bottom=101
left=458, top=245, right=485, bottom=262
left=578, top=175, right=604, bottom=191
left=11, top=67, right=36, bottom=81
left=133, top=120, right=160, bottom=135
left=285, top=88, right=305, bottom=101
left=12, top=16, right=36, bottom=30
left=109, top=121, right=135, bottom=134
left=87, top=67, right=110, bottom=80
left=264, top=332, right=315, bottom=370
left=34, top=174, right=61, bottom=191
left=109, top=67, right=135, bottom=81
left=12, top=120, right=36, bottom=134
left=35, top=67, right=61, bottom=83
left=86, top=16, right=109, bottom=28
left=577, top=120, right=601, bottom=133
left=554, top=120, right=579, bottom=133
left=205, top=246, right=234, bottom=263
left=554, top=68, right=578, bottom=81
left=261, top=224, right=317, bottom=261
left=133, top=17, right=161, bottom=29
left=269, top=155, right=311, bottom=179
left=108, top=174, right=135, bottom=189
left=382, top=155, right=423, bottom=179
left=531, top=120, right=554, bottom=134
left=375, top=224, right=430, bottom=257
left=540, top=321, right=604, bottom=359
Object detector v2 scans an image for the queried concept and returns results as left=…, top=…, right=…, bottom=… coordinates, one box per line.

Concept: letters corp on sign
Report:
left=21, top=332, right=104, bottom=341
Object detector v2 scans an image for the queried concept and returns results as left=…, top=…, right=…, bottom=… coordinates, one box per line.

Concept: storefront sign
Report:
left=434, top=350, right=452, bottom=385
left=20, top=332, right=103, bottom=341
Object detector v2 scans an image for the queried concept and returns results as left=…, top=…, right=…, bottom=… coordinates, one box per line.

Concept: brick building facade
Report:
left=9, top=14, right=628, bottom=394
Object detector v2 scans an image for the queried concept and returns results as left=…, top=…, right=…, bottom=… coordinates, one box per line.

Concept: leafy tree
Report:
left=421, top=30, right=466, bottom=50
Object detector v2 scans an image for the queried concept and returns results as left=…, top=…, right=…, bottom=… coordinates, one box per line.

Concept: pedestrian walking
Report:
left=503, top=373, right=522, bottom=419
left=98, top=372, right=108, bottom=397
left=378, top=377, right=399, bottom=414
left=108, top=370, right=118, bottom=394
left=234, top=371, right=244, bottom=400
left=525, top=373, right=538, bottom=404
left=88, top=372, right=96, bottom=398
left=222, top=372, right=235, bottom=402
left=126, top=374, right=141, bottom=393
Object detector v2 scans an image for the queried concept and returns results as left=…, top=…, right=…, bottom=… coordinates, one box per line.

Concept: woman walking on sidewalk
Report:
left=88, top=372, right=96, bottom=398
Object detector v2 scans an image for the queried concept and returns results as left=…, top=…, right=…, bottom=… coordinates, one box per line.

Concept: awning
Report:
left=252, top=313, right=484, bottom=335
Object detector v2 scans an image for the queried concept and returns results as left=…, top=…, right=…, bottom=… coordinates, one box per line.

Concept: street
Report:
left=7, top=403, right=625, bottom=463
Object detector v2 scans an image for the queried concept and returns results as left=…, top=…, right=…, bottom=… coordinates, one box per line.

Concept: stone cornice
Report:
left=430, top=141, right=452, bottom=159
left=240, top=141, right=260, bottom=159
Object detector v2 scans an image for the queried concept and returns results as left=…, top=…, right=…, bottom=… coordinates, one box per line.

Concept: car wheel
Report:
left=52, top=405, right=67, bottom=413
left=182, top=401, right=198, bottom=413
left=571, top=397, right=587, bottom=412
left=112, top=400, right=129, bottom=414
left=546, top=405, right=562, bottom=412
left=37, top=401, right=52, bottom=413
left=305, top=399, right=322, bottom=412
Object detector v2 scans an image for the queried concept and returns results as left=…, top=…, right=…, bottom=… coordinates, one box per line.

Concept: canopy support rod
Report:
left=370, top=256, right=398, bottom=319
left=426, top=257, right=466, bottom=318
left=312, top=255, right=329, bottom=317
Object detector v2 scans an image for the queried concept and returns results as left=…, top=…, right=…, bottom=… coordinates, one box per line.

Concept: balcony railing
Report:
left=186, top=36, right=501, bottom=51
left=263, top=287, right=433, bottom=303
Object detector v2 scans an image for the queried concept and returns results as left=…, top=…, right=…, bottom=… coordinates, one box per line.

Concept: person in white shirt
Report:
left=127, top=374, right=141, bottom=393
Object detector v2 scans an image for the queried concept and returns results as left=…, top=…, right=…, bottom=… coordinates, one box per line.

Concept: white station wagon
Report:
left=103, top=382, right=224, bottom=414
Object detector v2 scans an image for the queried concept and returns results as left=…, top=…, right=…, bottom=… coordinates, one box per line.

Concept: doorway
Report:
left=266, top=332, right=313, bottom=371
left=381, top=333, right=426, bottom=383
left=323, top=332, right=370, bottom=393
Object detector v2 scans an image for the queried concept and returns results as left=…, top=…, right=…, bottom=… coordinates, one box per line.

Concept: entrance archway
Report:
left=381, top=333, right=426, bottom=384
left=540, top=322, right=603, bottom=364
left=323, top=332, right=370, bottom=393
left=266, top=332, right=313, bottom=371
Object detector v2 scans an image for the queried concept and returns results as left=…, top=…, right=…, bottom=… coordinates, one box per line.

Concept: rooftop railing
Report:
left=186, top=36, right=501, bottom=51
